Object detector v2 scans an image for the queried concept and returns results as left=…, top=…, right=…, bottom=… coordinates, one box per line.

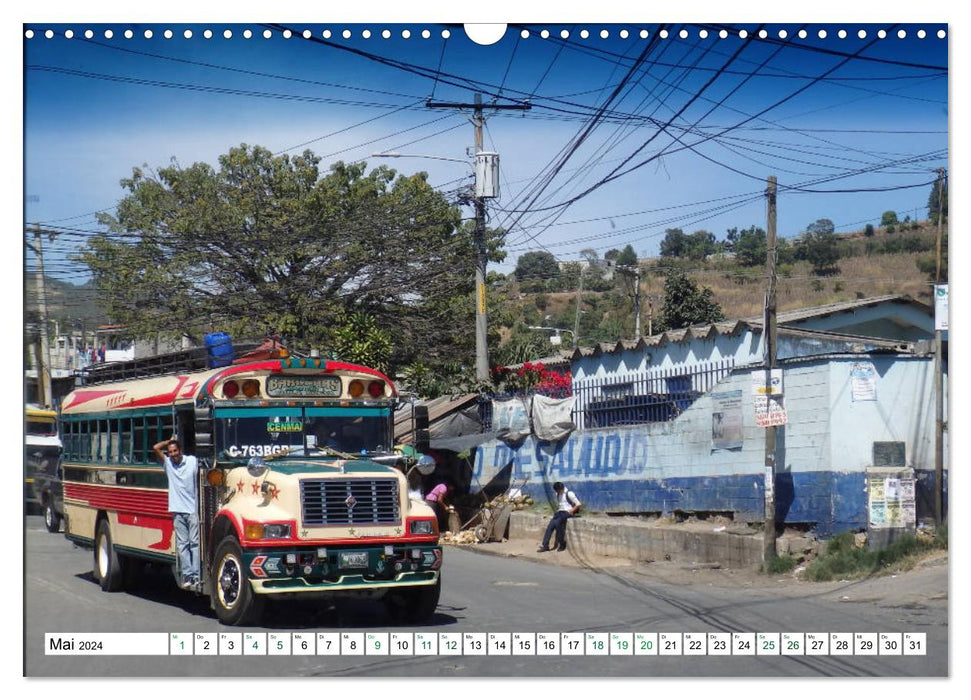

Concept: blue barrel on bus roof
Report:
left=204, top=332, right=234, bottom=368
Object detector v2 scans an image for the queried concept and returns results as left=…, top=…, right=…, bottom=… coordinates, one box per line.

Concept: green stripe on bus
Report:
left=305, top=407, right=390, bottom=417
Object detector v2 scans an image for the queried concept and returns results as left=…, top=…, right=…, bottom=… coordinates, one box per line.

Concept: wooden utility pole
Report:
left=573, top=271, right=585, bottom=349
left=27, top=224, right=54, bottom=407
left=763, top=176, right=778, bottom=563
left=933, top=168, right=947, bottom=527
left=426, top=93, right=530, bottom=380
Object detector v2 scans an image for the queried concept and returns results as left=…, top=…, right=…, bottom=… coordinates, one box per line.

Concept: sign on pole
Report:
left=934, top=285, right=948, bottom=331
left=752, top=369, right=783, bottom=396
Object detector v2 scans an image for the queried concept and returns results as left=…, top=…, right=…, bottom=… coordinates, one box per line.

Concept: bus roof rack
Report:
left=78, top=343, right=259, bottom=385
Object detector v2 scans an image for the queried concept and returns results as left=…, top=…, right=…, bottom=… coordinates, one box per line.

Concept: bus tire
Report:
left=94, top=519, right=125, bottom=592
left=211, top=536, right=263, bottom=626
left=44, top=498, right=61, bottom=533
left=385, top=577, right=441, bottom=624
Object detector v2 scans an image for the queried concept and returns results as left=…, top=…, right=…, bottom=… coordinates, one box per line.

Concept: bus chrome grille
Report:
left=300, top=478, right=400, bottom=526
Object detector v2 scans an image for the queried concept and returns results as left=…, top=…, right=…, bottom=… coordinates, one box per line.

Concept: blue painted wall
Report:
left=474, top=355, right=944, bottom=537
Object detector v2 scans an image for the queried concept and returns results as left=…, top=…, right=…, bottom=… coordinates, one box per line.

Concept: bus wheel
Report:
left=94, top=519, right=125, bottom=592
left=211, top=536, right=263, bottom=626
left=44, top=498, right=61, bottom=533
left=385, top=577, right=441, bottom=624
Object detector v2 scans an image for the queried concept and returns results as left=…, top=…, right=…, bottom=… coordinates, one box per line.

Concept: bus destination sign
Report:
left=266, top=375, right=342, bottom=398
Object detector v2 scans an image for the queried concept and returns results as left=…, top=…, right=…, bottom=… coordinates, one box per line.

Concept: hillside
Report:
left=24, top=277, right=106, bottom=331
left=496, top=222, right=945, bottom=349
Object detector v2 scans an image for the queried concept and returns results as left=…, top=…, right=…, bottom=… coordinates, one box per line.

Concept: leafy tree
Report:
left=514, top=251, right=559, bottom=289
left=686, top=230, right=717, bottom=260
left=657, top=270, right=724, bottom=332
left=330, top=311, right=392, bottom=373
left=864, top=223, right=875, bottom=237
left=881, top=210, right=899, bottom=233
left=604, top=249, right=621, bottom=262
left=77, top=144, right=479, bottom=371
left=615, top=244, right=638, bottom=267
left=659, top=228, right=687, bottom=258
left=580, top=248, right=612, bottom=292
left=928, top=177, right=948, bottom=225
left=806, top=218, right=835, bottom=236
left=802, top=229, right=841, bottom=276
left=729, top=225, right=767, bottom=267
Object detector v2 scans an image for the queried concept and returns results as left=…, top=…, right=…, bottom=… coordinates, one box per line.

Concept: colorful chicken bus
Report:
left=58, top=355, right=442, bottom=625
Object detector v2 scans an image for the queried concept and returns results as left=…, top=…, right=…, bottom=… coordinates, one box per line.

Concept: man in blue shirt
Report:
left=154, top=437, right=200, bottom=590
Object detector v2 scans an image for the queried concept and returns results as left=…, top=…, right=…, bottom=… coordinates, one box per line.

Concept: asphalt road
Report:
left=24, top=516, right=947, bottom=677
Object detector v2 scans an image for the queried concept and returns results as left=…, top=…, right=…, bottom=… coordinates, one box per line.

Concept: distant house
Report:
left=473, top=296, right=946, bottom=536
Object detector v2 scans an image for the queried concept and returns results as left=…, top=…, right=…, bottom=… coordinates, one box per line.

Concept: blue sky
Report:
left=22, top=18, right=948, bottom=285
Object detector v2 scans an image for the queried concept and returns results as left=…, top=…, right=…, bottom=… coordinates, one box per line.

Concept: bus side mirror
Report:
left=415, top=455, right=436, bottom=476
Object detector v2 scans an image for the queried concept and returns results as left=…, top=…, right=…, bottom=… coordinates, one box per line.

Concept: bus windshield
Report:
left=214, top=407, right=393, bottom=461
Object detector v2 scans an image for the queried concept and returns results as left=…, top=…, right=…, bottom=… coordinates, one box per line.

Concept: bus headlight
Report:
left=244, top=523, right=292, bottom=540
left=410, top=519, right=437, bottom=536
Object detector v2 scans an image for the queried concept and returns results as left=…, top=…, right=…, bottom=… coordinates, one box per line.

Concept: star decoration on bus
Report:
left=269, top=486, right=280, bottom=500
left=237, top=480, right=245, bottom=493
left=251, top=482, right=260, bottom=495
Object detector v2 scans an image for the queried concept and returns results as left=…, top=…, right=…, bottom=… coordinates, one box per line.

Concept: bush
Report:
left=764, top=554, right=797, bottom=574
left=801, top=531, right=944, bottom=582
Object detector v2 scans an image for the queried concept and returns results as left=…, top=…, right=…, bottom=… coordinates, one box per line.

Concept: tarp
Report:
left=531, top=394, right=577, bottom=442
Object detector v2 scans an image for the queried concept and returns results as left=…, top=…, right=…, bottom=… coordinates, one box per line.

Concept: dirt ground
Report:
left=448, top=533, right=949, bottom=609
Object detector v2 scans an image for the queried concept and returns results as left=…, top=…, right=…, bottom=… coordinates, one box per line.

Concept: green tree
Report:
left=659, top=228, right=687, bottom=258
left=802, top=229, right=841, bottom=276
left=77, top=144, right=472, bottom=370
left=615, top=244, right=638, bottom=267
left=686, top=230, right=717, bottom=260
left=657, top=270, right=724, bottom=332
left=330, top=311, right=393, bottom=373
left=864, top=223, right=875, bottom=237
left=806, top=218, right=835, bottom=236
left=881, top=210, right=899, bottom=233
left=514, top=251, right=560, bottom=290
left=729, top=226, right=767, bottom=267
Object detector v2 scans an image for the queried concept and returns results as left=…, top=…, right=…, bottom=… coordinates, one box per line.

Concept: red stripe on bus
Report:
left=60, top=389, right=125, bottom=411
left=117, top=513, right=175, bottom=550
left=64, top=483, right=170, bottom=516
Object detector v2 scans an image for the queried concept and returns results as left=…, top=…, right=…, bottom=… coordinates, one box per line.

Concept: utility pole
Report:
left=573, top=270, right=585, bottom=349
left=619, top=264, right=642, bottom=337
left=933, top=167, right=947, bottom=527
left=26, top=224, right=54, bottom=407
left=763, top=176, right=778, bottom=563
left=426, top=93, right=530, bottom=380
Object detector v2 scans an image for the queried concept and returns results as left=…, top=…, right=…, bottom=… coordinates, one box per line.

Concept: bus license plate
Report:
left=339, top=552, right=369, bottom=568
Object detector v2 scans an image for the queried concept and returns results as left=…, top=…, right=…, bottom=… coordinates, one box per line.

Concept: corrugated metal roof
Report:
left=569, top=296, right=926, bottom=361
left=750, top=294, right=930, bottom=325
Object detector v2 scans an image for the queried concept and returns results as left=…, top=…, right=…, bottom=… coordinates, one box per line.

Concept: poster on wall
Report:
left=867, top=471, right=917, bottom=529
left=711, top=390, right=743, bottom=450
left=850, top=361, right=878, bottom=401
